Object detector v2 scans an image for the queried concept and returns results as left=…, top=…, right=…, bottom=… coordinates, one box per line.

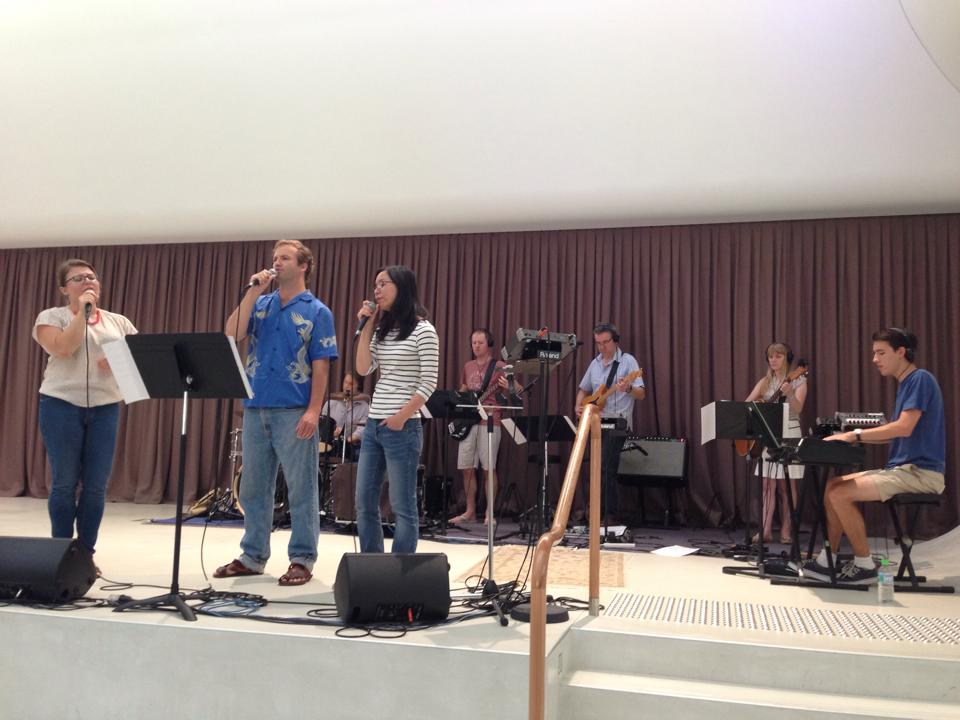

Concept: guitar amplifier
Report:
left=600, top=417, right=629, bottom=437
left=617, top=436, right=689, bottom=487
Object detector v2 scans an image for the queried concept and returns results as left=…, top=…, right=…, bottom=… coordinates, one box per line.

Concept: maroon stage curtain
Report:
left=1, top=214, right=957, bottom=534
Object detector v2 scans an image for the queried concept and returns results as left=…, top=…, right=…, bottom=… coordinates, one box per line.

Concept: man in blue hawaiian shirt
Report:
left=216, top=240, right=338, bottom=586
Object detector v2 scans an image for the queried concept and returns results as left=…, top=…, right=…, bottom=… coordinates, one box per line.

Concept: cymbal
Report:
left=330, top=392, right=370, bottom=402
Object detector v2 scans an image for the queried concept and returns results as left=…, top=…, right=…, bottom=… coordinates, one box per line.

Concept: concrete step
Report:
left=558, top=618, right=960, bottom=704
left=560, top=669, right=960, bottom=720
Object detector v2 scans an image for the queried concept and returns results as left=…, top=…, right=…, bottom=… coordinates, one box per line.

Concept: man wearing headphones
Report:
left=451, top=328, right=508, bottom=525
left=575, top=323, right=646, bottom=527
left=802, top=327, right=945, bottom=584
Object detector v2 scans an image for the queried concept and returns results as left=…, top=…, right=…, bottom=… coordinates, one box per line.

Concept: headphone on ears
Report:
left=765, top=341, right=794, bottom=366
left=593, top=322, right=620, bottom=343
left=471, top=327, right=494, bottom=350
left=887, top=327, right=916, bottom=362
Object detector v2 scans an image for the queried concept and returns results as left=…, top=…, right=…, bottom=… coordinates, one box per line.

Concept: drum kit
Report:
left=222, top=397, right=369, bottom=525
left=190, top=392, right=445, bottom=531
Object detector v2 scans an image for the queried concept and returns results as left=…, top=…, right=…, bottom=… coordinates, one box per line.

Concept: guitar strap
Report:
left=603, top=358, right=621, bottom=390
left=477, top=358, right=498, bottom=398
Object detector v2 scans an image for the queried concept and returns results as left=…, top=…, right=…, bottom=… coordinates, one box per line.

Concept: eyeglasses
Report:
left=65, top=273, right=98, bottom=284
left=374, top=280, right=394, bottom=290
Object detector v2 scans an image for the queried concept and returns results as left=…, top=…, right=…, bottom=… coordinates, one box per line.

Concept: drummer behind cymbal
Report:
left=322, top=373, right=370, bottom=448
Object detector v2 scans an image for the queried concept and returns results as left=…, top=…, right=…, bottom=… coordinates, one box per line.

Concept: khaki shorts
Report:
left=457, top=424, right=501, bottom=470
left=871, top=464, right=945, bottom=502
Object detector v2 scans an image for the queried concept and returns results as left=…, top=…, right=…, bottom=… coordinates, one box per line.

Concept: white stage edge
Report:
left=1, top=498, right=958, bottom=720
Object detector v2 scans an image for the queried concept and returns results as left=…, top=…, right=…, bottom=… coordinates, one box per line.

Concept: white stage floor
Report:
left=2, top=497, right=959, bottom=720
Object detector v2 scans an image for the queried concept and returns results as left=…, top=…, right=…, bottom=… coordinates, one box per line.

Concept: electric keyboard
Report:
left=815, top=412, right=886, bottom=437
left=779, top=437, right=865, bottom=466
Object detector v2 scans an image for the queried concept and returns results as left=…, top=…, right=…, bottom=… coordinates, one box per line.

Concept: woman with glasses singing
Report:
left=32, top=259, right=137, bottom=566
left=354, top=266, right=439, bottom=553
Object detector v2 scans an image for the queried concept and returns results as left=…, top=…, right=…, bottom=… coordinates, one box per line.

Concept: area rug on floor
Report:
left=456, top=544, right=624, bottom=587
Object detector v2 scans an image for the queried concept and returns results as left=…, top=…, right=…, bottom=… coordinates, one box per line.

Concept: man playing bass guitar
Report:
left=575, top=323, right=646, bottom=526
left=451, top=328, right=509, bottom=525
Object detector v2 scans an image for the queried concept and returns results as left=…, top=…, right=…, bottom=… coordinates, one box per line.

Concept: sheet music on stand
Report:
left=700, top=400, right=787, bottom=445
left=422, top=390, right=479, bottom=420
left=103, top=334, right=252, bottom=403
left=101, top=333, right=252, bottom=622
left=503, top=415, right=577, bottom=445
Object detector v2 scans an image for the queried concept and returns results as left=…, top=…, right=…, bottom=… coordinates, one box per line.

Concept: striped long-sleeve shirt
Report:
left=365, top=319, right=439, bottom=419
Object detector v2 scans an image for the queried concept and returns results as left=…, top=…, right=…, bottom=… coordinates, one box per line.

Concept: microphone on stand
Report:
left=504, top=364, right=522, bottom=404
left=354, top=301, right=377, bottom=337
left=245, top=268, right=277, bottom=288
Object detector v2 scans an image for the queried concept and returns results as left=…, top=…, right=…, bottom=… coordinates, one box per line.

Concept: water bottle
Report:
left=877, top=558, right=895, bottom=603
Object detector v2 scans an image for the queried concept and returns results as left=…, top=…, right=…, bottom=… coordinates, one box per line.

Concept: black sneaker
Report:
left=800, top=558, right=834, bottom=583
left=836, top=561, right=878, bottom=585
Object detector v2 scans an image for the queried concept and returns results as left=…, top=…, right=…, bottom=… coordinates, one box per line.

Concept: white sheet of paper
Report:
left=700, top=402, right=716, bottom=444
left=501, top=418, right=527, bottom=444
left=102, top=337, right=149, bottom=404
left=226, top=335, right=254, bottom=399
left=651, top=545, right=700, bottom=557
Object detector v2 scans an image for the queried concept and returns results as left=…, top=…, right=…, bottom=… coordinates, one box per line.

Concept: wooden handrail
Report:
left=528, top=404, right=602, bottom=720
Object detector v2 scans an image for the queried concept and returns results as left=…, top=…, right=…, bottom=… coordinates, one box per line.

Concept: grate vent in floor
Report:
left=603, top=593, right=960, bottom=645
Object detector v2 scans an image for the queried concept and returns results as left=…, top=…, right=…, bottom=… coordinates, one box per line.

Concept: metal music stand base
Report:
left=510, top=601, right=569, bottom=624
left=114, top=390, right=197, bottom=622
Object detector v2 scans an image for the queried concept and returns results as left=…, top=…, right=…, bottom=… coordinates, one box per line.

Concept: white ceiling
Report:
left=1, top=0, right=959, bottom=248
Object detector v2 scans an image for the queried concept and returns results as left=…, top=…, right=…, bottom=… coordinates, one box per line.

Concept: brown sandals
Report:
left=278, top=563, right=312, bottom=586
left=213, top=559, right=262, bottom=578
left=214, top=559, right=311, bottom=586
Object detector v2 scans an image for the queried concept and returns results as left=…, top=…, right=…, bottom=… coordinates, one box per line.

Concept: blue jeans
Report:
left=356, top=418, right=423, bottom=553
left=239, top=408, right=319, bottom=571
left=38, top=395, right=121, bottom=553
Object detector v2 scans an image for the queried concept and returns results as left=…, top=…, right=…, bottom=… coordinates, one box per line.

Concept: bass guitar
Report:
left=582, top=368, right=644, bottom=410
left=448, top=378, right=503, bottom=441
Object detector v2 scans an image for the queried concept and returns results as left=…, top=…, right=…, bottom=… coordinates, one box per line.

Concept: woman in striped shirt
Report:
left=355, top=266, right=439, bottom=553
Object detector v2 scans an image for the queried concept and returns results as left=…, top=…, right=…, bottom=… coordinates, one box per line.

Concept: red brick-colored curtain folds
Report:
left=2, top=214, right=957, bottom=533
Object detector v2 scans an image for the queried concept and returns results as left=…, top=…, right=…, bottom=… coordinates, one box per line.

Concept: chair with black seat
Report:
left=885, top=492, right=955, bottom=594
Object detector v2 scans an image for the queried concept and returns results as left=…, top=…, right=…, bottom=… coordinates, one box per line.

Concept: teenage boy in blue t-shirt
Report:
left=215, top=239, right=338, bottom=587
left=802, top=328, right=945, bottom=585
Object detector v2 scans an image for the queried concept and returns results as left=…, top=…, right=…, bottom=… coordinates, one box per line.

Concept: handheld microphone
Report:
left=84, top=302, right=93, bottom=319
left=246, top=268, right=277, bottom=288
left=354, top=301, right=377, bottom=337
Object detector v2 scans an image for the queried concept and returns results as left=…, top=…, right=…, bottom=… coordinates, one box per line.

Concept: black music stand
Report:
left=507, top=415, right=577, bottom=538
left=461, top=393, right=523, bottom=627
left=701, top=400, right=786, bottom=580
left=502, top=330, right=578, bottom=542
left=110, top=333, right=252, bottom=621
left=423, top=390, right=480, bottom=535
